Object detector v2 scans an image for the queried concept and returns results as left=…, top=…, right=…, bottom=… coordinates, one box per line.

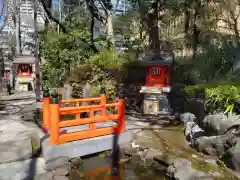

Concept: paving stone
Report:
left=34, top=172, right=53, bottom=180
left=132, top=121, right=150, bottom=127
left=43, top=132, right=132, bottom=162
left=0, top=158, right=46, bottom=180
left=53, top=176, right=69, bottom=180
left=0, top=136, right=32, bottom=163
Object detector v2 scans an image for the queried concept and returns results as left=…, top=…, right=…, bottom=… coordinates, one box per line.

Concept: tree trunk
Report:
left=183, top=0, right=191, bottom=57
left=44, top=0, right=52, bottom=29
left=33, top=0, right=41, bottom=101
left=137, top=0, right=144, bottom=40
left=147, top=0, right=160, bottom=53
left=106, top=9, right=114, bottom=46
left=15, top=0, right=21, bottom=55
left=0, top=49, right=4, bottom=90
left=192, top=1, right=201, bottom=58
left=233, top=18, right=240, bottom=45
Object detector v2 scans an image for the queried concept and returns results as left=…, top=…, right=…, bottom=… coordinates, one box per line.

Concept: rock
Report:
left=82, top=82, right=92, bottom=106
left=45, top=156, right=70, bottom=171
left=70, top=157, right=82, bottom=169
left=53, top=176, right=69, bottom=180
left=131, top=150, right=147, bottom=162
left=194, top=133, right=237, bottom=156
left=34, top=172, right=53, bottom=180
left=151, top=161, right=166, bottom=171
left=54, top=165, right=69, bottom=176
left=221, top=139, right=240, bottom=172
left=180, top=113, right=196, bottom=124
left=185, top=122, right=205, bottom=143
left=144, top=148, right=162, bottom=166
left=138, top=144, right=148, bottom=151
left=203, top=113, right=240, bottom=135
left=0, top=136, right=32, bottom=163
left=167, top=158, right=212, bottom=180
left=153, top=154, right=175, bottom=166
left=124, top=147, right=138, bottom=156
left=63, top=83, right=73, bottom=100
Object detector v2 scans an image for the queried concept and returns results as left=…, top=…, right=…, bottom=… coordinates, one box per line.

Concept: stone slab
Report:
left=42, top=131, right=133, bottom=162
left=0, top=136, right=32, bottom=163
left=60, top=122, right=117, bottom=134
left=0, top=158, right=46, bottom=180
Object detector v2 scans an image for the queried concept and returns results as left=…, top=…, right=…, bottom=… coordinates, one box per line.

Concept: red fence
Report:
left=42, top=88, right=125, bottom=145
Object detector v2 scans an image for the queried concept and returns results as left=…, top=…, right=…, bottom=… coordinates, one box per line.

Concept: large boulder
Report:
left=194, top=132, right=237, bottom=157
left=183, top=120, right=237, bottom=156
left=180, top=113, right=196, bottom=124
left=220, top=138, right=240, bottom=172
left=203, top=113, right=240, bottom=135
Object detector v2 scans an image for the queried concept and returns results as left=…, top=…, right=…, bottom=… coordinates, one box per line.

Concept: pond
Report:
left=70, top=154, right=169, bottom=180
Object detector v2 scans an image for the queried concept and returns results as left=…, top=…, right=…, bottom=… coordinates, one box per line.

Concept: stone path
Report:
left=0, top=92, right=47, bottom=179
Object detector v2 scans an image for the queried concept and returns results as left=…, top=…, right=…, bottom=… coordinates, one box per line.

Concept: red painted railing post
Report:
left=100, top=87, right=107, bottom=116
left=43, top=87, right=50, bottom=132
left=50, top=90, right=60, bottom=145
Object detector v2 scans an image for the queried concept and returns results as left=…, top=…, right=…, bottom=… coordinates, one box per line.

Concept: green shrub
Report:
left=185, top=81, right=240, bottom=113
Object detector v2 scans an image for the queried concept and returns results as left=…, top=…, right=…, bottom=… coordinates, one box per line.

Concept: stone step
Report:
left=0, top=158, right=46, bottom=180
left=0, top=136, right=33, bottom=163
left=42, top=131, right=133, bottom=162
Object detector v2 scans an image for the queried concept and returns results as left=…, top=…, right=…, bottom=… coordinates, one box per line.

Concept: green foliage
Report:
left=185, top=81, right=240, bottom=113
left=40, top=29, right=94, bottom=87
left=41, top=26, right=134, bottom=101
left=205, top=85, right=240, bottom=113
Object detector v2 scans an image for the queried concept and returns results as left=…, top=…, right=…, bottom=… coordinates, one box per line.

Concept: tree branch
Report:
left=86, top=0, right=105, bottom=24
left=38, top=0, right=67, bottom=33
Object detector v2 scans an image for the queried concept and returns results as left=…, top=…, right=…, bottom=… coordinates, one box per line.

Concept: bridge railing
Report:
left=42, top=87, right=125, bottom=145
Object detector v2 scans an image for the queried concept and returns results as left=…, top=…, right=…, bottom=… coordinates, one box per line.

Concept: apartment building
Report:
left=2, top=0, right=45, bottom=56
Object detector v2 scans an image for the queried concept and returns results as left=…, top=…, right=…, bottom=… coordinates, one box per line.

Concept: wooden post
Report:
left=89, top=108, right=95, bottom=130
left=100, top=87, right=107, bottom=116
left=117, top=85, right=125, bottom=134
left=43, top=87, right=50, bottom=132
left=50, top=90, right=60, bottom=145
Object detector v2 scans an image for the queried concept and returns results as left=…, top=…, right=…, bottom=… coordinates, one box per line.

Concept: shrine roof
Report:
left=138, top=51, right=174, bottom=66
left=13, top=56, right=36, bottom=64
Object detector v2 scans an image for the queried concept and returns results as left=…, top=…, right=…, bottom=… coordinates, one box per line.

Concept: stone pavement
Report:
left=0, top=92, right=47, bottom=179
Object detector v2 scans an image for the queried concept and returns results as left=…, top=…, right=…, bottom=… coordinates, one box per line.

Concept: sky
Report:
left=0, top=0, right=3, bottom=24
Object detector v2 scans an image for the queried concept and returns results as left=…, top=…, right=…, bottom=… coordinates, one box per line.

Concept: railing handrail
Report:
left=59, top=103, right=119, bottom=113
left=60, top=97, right=101, bottom=104
left=59, top=114, right=118, bottom=128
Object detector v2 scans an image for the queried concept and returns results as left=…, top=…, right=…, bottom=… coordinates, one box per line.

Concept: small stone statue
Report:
left=81, top=81, right=92, bottom=118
